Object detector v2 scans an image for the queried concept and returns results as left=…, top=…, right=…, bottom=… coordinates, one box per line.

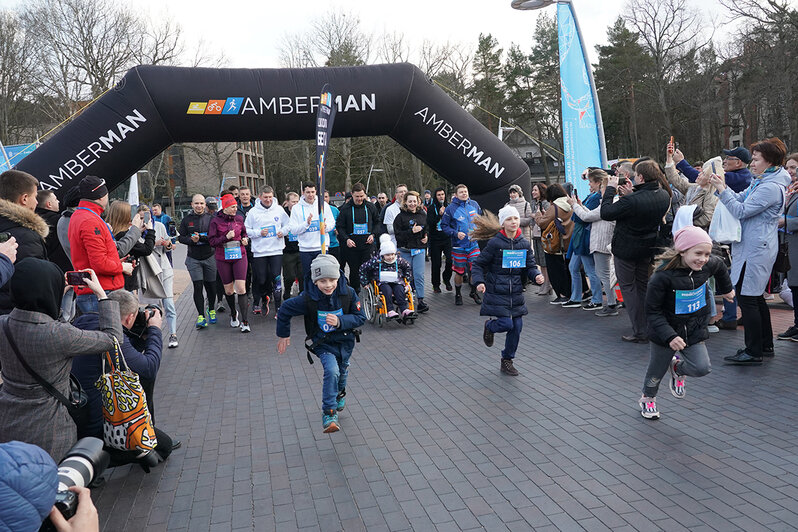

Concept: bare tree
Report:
left=625, top=0, right=707, bottom=131
left=0, top=11, right=35, bottom=144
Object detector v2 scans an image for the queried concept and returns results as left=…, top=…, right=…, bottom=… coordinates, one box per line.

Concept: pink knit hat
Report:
left=673, top=226, right=712, bottom=251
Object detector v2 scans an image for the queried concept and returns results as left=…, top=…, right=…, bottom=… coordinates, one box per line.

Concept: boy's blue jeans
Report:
left=487, top=317, right=523, bottom=359
left=318, top=349, right=351, bottom=413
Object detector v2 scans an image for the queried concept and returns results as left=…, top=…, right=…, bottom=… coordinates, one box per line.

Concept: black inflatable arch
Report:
left=16, top=63, right=529, bottom=211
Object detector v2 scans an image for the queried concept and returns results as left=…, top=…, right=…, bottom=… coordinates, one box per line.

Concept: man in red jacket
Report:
left=68, top=175, right=133, bottom=313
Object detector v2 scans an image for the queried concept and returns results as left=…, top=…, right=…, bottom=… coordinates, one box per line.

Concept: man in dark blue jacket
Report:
left=72, top=290, right=178, bottom=468
left=441, top=184, right=483, bottom=306
left=673, top=146, right=753, bottom=193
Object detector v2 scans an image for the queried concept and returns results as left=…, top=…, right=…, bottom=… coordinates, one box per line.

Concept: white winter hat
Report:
left=498, top=205, right=520, bottom=226
left=379, top=234, right=396, bottom=256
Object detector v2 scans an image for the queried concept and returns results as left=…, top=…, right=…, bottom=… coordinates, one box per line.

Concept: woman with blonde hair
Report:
left=106, top=200, right=155, bottom=292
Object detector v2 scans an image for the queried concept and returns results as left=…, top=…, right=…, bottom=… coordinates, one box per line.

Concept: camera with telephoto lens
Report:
left=39, top=437, right=109, bottom=531
left=128, top=304, right=162, bottom=340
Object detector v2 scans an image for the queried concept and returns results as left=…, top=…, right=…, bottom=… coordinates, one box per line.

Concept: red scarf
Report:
left=500, top=228, right=522, bottom=239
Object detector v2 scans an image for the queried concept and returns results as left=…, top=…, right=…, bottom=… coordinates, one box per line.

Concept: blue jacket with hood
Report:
left=276, top=271, right=366, bottom=357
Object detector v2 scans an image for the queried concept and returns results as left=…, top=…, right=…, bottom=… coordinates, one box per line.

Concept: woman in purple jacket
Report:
left=209, top=194, right=251, bottom=332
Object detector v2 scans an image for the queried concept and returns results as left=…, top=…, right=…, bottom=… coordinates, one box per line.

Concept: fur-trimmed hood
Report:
left=0, top=198, right=49, bottom=238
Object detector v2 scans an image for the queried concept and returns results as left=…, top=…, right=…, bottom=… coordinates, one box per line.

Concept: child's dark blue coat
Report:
left=471, top=230, right=540, bottom=318
left=276, top=272, right=366, bottom=356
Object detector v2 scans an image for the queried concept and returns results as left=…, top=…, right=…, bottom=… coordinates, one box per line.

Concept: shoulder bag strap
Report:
left=2, top=319, right=73, bottom=409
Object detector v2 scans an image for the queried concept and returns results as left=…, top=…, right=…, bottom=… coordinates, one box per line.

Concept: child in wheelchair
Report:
left=359, top=234, right=415, bottom=320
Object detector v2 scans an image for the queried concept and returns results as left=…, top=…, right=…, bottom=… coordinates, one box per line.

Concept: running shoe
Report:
left=263, top=295, right=271, bottom=317
left=274, top=292, right=282, bottom=315
left=168, top=334, right=179, bottom=348
left=196, top=315, right=208, bottom=329
left=550, top=296, right=569, bottom=305
left=561, top=300, right=582, bottom=308
left=707, top=324, right=720, bottom=333
left=230, top=316, right=240, bottom=328
left=470, top=290, right=482, bottom=304
left=639, top=396, right=660, bottom=419
left=322, top=411, right=340, bottom=433
left=336, top=391, right=346, bottom=412
left=252, top=304, right=262, bottom=315
left=668, top=355, right=685, bottom=398
left=455, top=294, right=463, bottom=306
left=595, top=305, right=619, bottom=317
left=208, top=309, right=217, bottom=324
left=777, top=325, right=798, bottom=340
left=240, top=322, right=251, bottom=333
left=582, top=302, right=603, bottom=311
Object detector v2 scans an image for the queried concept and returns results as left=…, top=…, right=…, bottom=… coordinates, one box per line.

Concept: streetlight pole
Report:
left=366, top=164, right=383, bottom=194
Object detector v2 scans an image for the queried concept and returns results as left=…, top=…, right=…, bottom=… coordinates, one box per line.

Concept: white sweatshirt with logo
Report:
left=244, top=199, right=291, bottom=257
left=288, top=197, right=336, bottom=253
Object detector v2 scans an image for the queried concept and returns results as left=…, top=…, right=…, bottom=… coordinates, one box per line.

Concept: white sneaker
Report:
left=707, top=324, right=719, bottom=333
left=668, top=355, right=686, bottom=399
left=168, top=334, right=178, bottom=348
left=230, top=316, right=240, bottom=328
left=240, top=322, right=250, bottom=333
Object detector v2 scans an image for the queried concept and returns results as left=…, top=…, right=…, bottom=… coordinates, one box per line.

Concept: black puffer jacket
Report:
left=471, top=230, right=540, bottom=318
left=645, top=255, right=733, bottom=347
left=0, top=199, right=48, bottom=314
left=600, top=181, right=670, bottom=261
left=394, top=209, right=428, bottom=250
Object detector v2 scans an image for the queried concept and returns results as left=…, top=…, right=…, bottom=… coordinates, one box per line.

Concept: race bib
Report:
left=224, top=246, right=242, bottom=260
left=261, top=225, right=277, bottom=238
left=379, top=269, right=399, bottom=283
left=411, top=248, right=424, bottom=256
left=287, top=232, right=298, bottom=242
left=674, top=284, right=707, bottom=315
left=318, top=308, right=343, bottom=333
left=307, top=219, right=320, bottom=233
left=502, top=249, right=526, bottom=269
left=353, top=223, right=369, bottom=235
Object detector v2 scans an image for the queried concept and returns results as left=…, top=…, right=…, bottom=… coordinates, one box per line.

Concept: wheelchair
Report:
left=360, top=279, right=418, bottom=327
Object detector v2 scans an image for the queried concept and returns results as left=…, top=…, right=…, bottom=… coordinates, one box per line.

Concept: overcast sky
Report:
left=131, top=0, right=730, bottom=68
left=0, top=0, right=739, bottom=70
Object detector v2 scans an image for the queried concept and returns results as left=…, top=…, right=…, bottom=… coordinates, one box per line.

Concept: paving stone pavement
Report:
left=91, top=259, right=798, bottom=531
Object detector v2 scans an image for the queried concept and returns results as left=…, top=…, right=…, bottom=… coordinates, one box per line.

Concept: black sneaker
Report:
left=483, top=320, right=494, bottom=347
left=455, top=294, right=463, bottom=306
left=444, top=282, right=453, bottom=291
left=416, top=299, right=429, bottom=313
left=777, top=325, right=798, bottom=340
left=582, top=302, right=603, bottom=311
left=561, top=300, right=582, bottom=308
left=470, top=290, right=482, bottom=304
left=433, top=286, right=442, bottom=294
left=550, top=296, right=569, bottom=305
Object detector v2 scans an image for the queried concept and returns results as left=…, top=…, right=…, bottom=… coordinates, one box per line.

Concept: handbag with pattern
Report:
left=95, top=338, right=158, bottom=456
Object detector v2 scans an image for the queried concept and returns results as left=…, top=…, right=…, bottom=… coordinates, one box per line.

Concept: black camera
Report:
left=40, top=437, right=109, bottom=531
left=128, top=304, right=162, bottom=340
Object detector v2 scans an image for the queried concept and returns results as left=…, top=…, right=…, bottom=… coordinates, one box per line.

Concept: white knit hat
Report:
left=379, top=234, right=396, bottom=256
left=498, top=205, right=520, bottom=226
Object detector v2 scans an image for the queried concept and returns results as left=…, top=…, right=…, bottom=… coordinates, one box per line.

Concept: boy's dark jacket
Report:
left=646, top=255, right=733, bottom=347
left=471, top=229, right=541, bottom=318
left=276, top=272, right=366, bottom=350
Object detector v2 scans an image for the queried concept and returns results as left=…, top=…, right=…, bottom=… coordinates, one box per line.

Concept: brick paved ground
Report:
left=92, top=255, right=798, bottom=531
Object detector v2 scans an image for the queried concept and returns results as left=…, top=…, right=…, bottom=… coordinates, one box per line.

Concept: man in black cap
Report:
left=673, top=146, right=753, bottom=193
left=68, top=175, right=133, bottom=314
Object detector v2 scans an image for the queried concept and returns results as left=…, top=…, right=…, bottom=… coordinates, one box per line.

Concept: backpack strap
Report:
left=302, top=290, right=360, bottom=364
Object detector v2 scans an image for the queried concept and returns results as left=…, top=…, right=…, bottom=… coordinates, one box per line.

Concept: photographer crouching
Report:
left=72, top=290, right=180, bottom=469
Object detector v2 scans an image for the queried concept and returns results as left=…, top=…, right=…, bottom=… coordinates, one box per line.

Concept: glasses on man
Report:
left=723, top=157, right=740, bottom=164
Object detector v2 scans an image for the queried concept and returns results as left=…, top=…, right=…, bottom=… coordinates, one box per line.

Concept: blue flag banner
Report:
left=2, top=143, right=37, bottom=172
left=315, top=84, right=337, bottom=254
left=557, top=2, right=606, bottom=199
